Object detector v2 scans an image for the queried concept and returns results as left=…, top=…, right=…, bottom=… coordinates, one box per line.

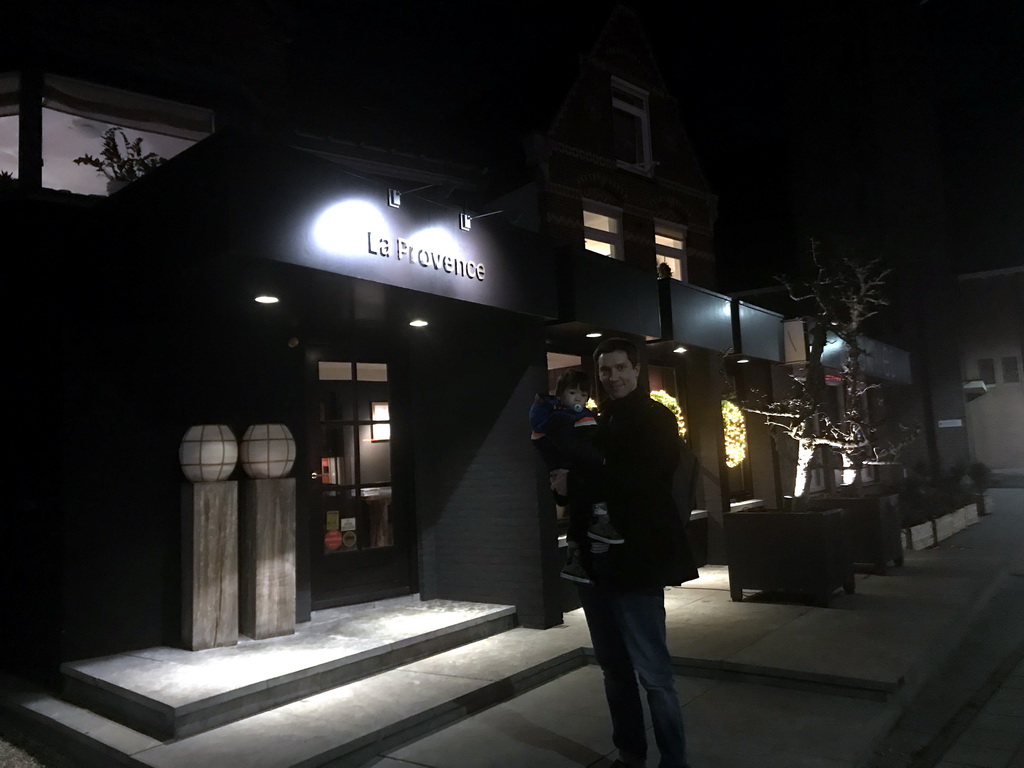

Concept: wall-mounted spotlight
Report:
left=255, top=295, right=279, bottom=304
left=409, top=319, right=428, bottom=327
left=388, top=183, right=438, bottom=209
left=459, top=209, right=503, bottom=232
left=673, top=346, right=687, bottom=354
left=586, top=332, right=602, bottom=338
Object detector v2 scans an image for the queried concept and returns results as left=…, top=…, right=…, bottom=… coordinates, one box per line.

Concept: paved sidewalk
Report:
left=365, top=489, right=1024, bottom=768
left=1, top=488, right=1021, bottom=768
left=934, top=652, right=1024, bottom=768
left=869, top=567, right=1024, bottom=768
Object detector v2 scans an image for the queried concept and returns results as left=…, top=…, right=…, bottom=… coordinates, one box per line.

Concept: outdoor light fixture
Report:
left=736, top=356, right=750, bottom=364
left=673, top=346, right=687, bottom=354
left=388, top=189, right=401, bottom=208
left=586, top=332, right=602, bottom=338
left=409, top=319, right=428, bottom=327
left=313, top=200, right=387, bottom=255
left=459, top=209, right=503, bottom=232
left=255, top=295, right=279, bottom=304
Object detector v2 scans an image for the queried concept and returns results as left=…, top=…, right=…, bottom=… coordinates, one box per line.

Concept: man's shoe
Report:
left=588, top=517, right=624, bottom=544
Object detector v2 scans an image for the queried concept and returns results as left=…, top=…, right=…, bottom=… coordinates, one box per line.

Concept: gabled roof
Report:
left=288, top=2, right=710, bottom=199
left=549, top=3, right=665, bottom=137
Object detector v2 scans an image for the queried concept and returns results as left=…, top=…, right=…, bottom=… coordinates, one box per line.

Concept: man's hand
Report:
left=549, top=469, right=568, bottom=496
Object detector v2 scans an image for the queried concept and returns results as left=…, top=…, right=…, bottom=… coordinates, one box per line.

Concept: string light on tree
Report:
left=722, top=400, right=747, bottom=468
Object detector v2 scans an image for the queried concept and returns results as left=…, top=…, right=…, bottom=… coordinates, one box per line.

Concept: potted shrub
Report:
left=73, top=126, right=165, bottom=193
left=745, top=242, right=917, bottom=576
left=940, top=464, right=980, bottom=533
left=898, top=465, right=979, bottom=549
left=968, top=461, right=993, bottom=515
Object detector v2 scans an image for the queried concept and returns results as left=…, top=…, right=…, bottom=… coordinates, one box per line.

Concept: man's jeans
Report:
left=579, top=585, right=690, bottom=768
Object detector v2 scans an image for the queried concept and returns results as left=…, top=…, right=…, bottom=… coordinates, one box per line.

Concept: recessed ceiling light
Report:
left=586, top=332, right=602, bottom=338
left=409, top=319, right=428, bottom=327
left=255, top=295, right=279, bottom=304
left=673, top=346, right=687, bottom=354
left=736, top=356, right=750, bottom=364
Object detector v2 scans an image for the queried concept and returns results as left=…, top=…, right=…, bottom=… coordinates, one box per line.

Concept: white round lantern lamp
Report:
left=179, top=424, right=239, bottom=482
left=240, top=423, right=296, bottom=479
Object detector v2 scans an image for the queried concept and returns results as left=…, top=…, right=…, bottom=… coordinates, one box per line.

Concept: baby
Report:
left=529, top=369, right=623, bottom=583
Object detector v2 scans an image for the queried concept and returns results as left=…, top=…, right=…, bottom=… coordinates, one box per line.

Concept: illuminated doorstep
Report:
left=728, top=499, right=766, bottom=513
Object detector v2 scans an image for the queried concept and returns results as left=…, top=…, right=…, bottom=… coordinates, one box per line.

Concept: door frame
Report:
left=304, top=343, right=417, bottom=610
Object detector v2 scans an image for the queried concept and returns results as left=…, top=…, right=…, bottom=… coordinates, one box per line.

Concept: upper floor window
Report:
left=43, top=76, right=213, bottom=196
left=611, top=77, right=652, bottom=174
left=654, top=220, right=687, bottom=281
left=1002, top=356, right=1020, bottom=383
left=583, top=200, right=623, bottom=260
left=0, top=73, right=19, bottom=181
left=978, top=358, right=996, bottom=385
left=11, top=75, right=214, bottom=196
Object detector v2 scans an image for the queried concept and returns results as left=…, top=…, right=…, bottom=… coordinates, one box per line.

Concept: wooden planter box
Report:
left=903, top=521, right=935, bottom=550
left=902, top=503, right=980, bottom=550
left=965, top=502, right=980, bottom=525
left=934, top=512, right=957, bottom=541
left=724, top=508, right=855, bottom=607
left=804, top=493, right=903, bottom=575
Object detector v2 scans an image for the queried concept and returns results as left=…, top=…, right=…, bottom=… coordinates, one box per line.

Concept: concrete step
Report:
left=2, top=506, right=1019, bottom=768
left=59, top=596, right=516, bottom=740
left=3, top=628, right=591, bottom=768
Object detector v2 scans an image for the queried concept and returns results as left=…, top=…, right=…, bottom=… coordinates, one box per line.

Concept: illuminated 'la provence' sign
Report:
left=311, top=200, right=486, bottom=282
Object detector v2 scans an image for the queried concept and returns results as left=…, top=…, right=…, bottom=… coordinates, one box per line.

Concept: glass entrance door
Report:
left=311, top=359, right=412, bottom=608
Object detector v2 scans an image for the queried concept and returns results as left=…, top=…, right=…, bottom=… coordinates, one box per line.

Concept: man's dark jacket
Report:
left=589, top=387, right=699, bottom=592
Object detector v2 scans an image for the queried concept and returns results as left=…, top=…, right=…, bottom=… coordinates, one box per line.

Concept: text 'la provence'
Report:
left=367, top=232, right=486, bottom=281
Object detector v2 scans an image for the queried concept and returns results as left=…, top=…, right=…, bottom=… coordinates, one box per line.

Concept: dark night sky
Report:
left=288, top=0, right=1024, bottom=286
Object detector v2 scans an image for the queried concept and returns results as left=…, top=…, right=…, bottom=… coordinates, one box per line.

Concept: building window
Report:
left=655, top=220, right=687, bottom=281
left=40, top=75, right=213, bottom=196
left=0, top=72, right=18, bottom=180
left=1003, top=356, right=1021, bottom=383
left=978, top=358, right=995, bottom=385
left=611, top=77, right=652, bottom=173
left=583, top=200, right=623, bottom=260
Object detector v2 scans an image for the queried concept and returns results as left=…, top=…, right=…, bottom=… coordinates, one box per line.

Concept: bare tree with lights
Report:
left=745, top=241, right=918, bottom=499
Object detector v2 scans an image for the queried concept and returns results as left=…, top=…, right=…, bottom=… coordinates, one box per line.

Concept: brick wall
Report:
left=409, top=301, right=562, bottom=629
left=534, top=6, right=719, bottom=290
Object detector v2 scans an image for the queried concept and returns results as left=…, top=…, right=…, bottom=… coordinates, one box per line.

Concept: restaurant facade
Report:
left=2, top=4, right=791, bottom=685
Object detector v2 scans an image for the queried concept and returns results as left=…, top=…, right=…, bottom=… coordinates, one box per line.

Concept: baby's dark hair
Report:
left=554, top=369, right=591, bottom=398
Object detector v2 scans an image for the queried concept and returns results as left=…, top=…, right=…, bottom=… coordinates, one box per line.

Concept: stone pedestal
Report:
left=239, top=478, right=296, bottom=639
left=182, top=481, right=239, bottom=650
